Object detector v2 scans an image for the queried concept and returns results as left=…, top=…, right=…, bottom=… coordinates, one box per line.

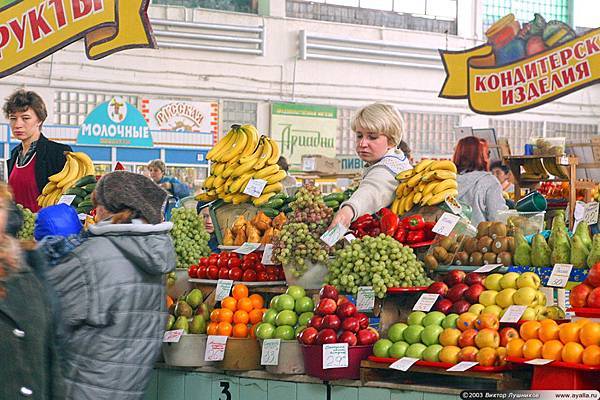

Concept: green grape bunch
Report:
left=170, top=208, right=211, bottom=269
left=16, top=204, right=36, bottom=240
left=325, top=234, right=434, bottom=298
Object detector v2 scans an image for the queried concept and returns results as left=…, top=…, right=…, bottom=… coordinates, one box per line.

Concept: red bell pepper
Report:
left=379, top=208, right=399, bottom=236
left=403, top=215, right=425, bottom=231
left=394, top=227, right=407, bottom=243
left=406, top=230, right=426, bottom=244
left=351, top=214, right=374, bottom=231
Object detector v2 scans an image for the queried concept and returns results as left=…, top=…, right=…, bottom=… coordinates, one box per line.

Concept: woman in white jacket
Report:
left=329, top=103, right=412, bottom=228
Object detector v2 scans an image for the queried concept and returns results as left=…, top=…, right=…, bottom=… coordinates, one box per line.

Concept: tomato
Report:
left=188, top=265, right=199, bottom=278
left=266, top=266, right=278, bottom=276
left=242, top=269, right=257, bottom=282
left=197, top=265, right=208, bottom=279
left=228, top=257, right=241, bottom=269
left=229, top=267, right=243, bottom=281
left=241, top=258, right=255, bottom=271
left=207, top=265, right=219, bottom=280
left=218, top=267, right=230, bottom=279
left=267, top=273, right=278, bottom=281
left=257, top=271, right=269, bottom=282
left=254, top=263, right=266, bottom=273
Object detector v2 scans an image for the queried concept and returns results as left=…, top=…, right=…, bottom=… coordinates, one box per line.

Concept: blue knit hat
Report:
left=34, top=204, right=83, bottom=241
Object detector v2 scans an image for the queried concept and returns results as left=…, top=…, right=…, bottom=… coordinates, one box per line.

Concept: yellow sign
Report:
left=439, top=14, right=600, bottom=114
left=0, top=0, right=155, bottom=78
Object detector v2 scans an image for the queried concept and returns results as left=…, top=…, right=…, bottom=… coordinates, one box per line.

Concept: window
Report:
left=151, top=0, right=258, bottom=14
left=546, top=122, right=598, bottom=141
left=482, top=0, right=570, bottom=31
left=337, top=107, right=357, bottom=155
left=489, top=119, right=544, bottom=154
left=54, top=91, right=139, bottom=125
left=221, top=100, right=257, bottom=137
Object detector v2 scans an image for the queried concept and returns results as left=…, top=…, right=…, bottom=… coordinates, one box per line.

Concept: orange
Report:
left=541, top=340, right=563, bottom=361
left=250, top=323, right=259, bottom=339
left=559, top=323, right=582, bottom=345
left=520, top=321, right=542, bottom=341
left=166, top=295, right=174, bottom=309
left=221, top=296, right=237, bottom=311
left=582, top=345, right=600, bottom=366
left=573, top=318, right=592, bottom=327
left=249, top=309, right=264, bottom=325
left=579, top=322, right=600, bottom=347
left=233, top=310, right=249, bottom=325
left=538, top=322, right=560, bottom=343
left=210, top=309, right=221, bottom=322
left=232, top=323, right=248, bottom=338
left=232, top=284, right=249, bottom=300
left=561, top=342, right=584, bottom=364
left=506, top=338, right=525, bottom=358
left=217, top=321, right=233, bottom=336
left=249, top=294, right=264, bottom=310
left=207, top=322, right=219, bottom=336
left=219, top=308, right=234, bottom=323
left=522, top=339, right=543, bottom=359
left=237, top=297, right=253, bottom=313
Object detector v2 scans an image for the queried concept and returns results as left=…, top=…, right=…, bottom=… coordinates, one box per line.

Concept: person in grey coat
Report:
left=45, top=171, right=176, bottom=400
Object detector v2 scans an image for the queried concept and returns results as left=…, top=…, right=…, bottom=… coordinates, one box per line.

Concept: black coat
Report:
left=7, top=134, right=72, bottom=193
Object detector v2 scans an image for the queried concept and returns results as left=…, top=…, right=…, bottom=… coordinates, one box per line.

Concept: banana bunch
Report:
left=542, top=158, right=569, bottom=179
left=391, top=159, right=458, bottom=215
left=521, top=158, right=549, bottom=180
left=37, top=152, right=95, bottom=208
left=196, top=124, right=286, bottom=206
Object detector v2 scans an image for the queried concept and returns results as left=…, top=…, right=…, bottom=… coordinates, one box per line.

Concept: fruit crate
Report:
left=506, top=356, right=600, bottom=390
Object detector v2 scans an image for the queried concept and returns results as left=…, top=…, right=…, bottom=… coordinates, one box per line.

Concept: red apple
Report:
left=228, top=267, right=242, bottom=281
left=341, top=317, right=360, bottom=333
left=257, top=271, right=269, bottom=282
left=207, top=265, right=219, bottom=280
left=320, top=285, right=339, bottom=301
left=433, top=298, right=453, bottom=314
left=322, top=314, right=341, bottom=331
left=208, top=254, right=219, bottom=266
left=464, top=284, right=486, bottom=304
left=475, top=313, right=499, bottom=330
left=587, top=287, right=600, bottom=308
left=588, top=263, right=600, bottom=287
left=316, top=328, right=338, bottom=345
left=217, top=254, right=230, bottom=269
left=450, top=300, right=471, bottom=314
left=338, top=331, right=358, bottom=346
left=426, top=282, right=449, bottom=296
left=241, top=258, right=255, bottom=271
left=197, top=265, right=208, bottom=279
left=355, top=313, right=369, bottom=329
left=298, top=327, right=319, bottom=345
left=458, top=346, right=479, bottom=362
left=218, top=267, right=230, bottom=279
left=458, top=329, right=478, bottom=348
left=337, top=295, right=350, bottom=306
left=464, top=272, right=484, bottom=286
left=199, top=257, right=209, bottom=266
left=188, top=265, right=198, bottom=278
left=308, top=316, right=324, bottom=330
left=444, top=270, right=466, bottom=286
left=357, top=328, right=378, bottom=345
left=242, top=269, right=257, bottom=282
left=571, top=283, right=593, bottom=308
left=447, top=283, right=469, bottom=302
left=336, top=302, right=357, bottom=319
left=499, top=327, right=519, bottom=347
left=316, top=298, right=337, bottom=316
left=227, top=257, right=241, bottom=269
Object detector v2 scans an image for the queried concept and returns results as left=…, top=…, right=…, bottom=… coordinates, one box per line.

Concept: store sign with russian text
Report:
left=0, top=0, right=155, bottom=78
left=439, top=13, right=600, bottom=114
left=78, top=97, right=153, bottom=147
left=141, top=99, right=218, bottom=133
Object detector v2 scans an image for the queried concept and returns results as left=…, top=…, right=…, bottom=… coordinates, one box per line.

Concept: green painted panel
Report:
left=185, top=372, right=212, bottom=400
left=142, top=369, right=158, bottom=400
left=267, top=380, right=296, bottom=400
left=424, top=393, right=461, bottom=400
left=297, top=382, right=327, bottom=398
left=358, top=387, right=390, bottom=400
left=331, top=385, right=359, bottom=400
left=211, top=374, right=240, bottom=400
left=390, top=389, right=424, bottom=400
left=157, top=369, right=185, bottom=400
left=239, top=378, right=268, bottom=400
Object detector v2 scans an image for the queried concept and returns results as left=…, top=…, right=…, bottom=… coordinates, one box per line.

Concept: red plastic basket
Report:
left=506, top=356, right=600, bottom=390
left=386, top=287, right=428, bottom=294
left=567, top=307, right=600, bottom=318
left=301, top=344, right=373, bottom=380
left=367, top=356, right=512, bottom=372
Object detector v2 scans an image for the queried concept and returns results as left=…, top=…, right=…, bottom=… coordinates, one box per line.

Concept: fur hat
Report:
left=94, top=171, right=168, bottom=225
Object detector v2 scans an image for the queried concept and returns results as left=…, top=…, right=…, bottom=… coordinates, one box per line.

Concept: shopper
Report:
left=0, top=183, right=65, bottom=400
left=44, top=171, right=176, bottom=400
left=277, top=156, right=298, bottom=195
left=197, top=201, right=220, bottom=252
left=147, top=159, right=191, bottom=201
left=490, top=160, right=514, bottom=193
left=329, top=103, right=411, bottom=229
left=5, top=90, right=72, bottom=212
left=454, top=137, right=507, bottom=226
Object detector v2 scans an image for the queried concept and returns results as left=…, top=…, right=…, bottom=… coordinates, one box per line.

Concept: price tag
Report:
left=320, top=223, right=347, bottom=247
left=57, top=195, right=76, bottom=206
left=499, top=305, right=527, bottom=323
left=356, top=286, right=375, bottom=312
left=412, top=293, right=439, bottom=312
left=215, top=279, right=233, bottom=302
left=303, top=157, right=316, bottom=171
left=474, top=263, right=503, bottom=273
left=260, top=339, right=281, bottom=366
left=547, top=264, right=573, bottom=288
left=525, top=358, right=553, bottom=366
left=344, top=233, right=357, bottom=243
left=234, top=242, right=261, bottom=255
left=559, top=156, right=569, bottom=166
left=243, top=179, right=268, bottom=198
left=204, top=335, right=228, bottom=361
left=584, top=202, right=599, bottom=225
left=323, top=343, right=348, bottom=369
left=446, top=361, right=478, bottom=372
left=162, top=329, right=184, bottom=343
left=261, top=244, right=275, bottom=265
left=77, top=213, right=89, bottom=220
left=574, top=201, right=585, bottom=221
left=389, top=357, right=419, bottom=371
left=431, top=213, right=460, bottom=237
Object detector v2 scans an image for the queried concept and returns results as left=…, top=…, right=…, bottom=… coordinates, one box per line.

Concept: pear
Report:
left=587, top=234, right=600, bottom=268
left=196, top=303, right=211, bottom=320
left=571, top=236, right=589, bottom=268
left=174, top=301, right=193, bottom=318
left=165, top=314, right=176, bottom=331
left=513, top=233, right=532, bottom=266
left=574, top=220, right=592, bottom=251
left=531, top=234, right=551, bottom=267
left=174, top=316, right=190, bottom=333
left=189, top=315, right=207, bottom=334
left=551, top=231, right=570, bottom=264
left=185, top=289, right=204, bottom=309
left=548, top=213, right=566, bottom=249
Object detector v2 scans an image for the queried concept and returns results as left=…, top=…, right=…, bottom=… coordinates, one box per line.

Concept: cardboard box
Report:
left=301, top=155, right=340, bottom=175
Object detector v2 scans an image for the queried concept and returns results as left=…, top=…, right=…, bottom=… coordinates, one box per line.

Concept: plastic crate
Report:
left=302, top=344, right=373, bottom=380
left=497, top=210, right=546, bottom=236
left=506, top=356, right=600, bottom=390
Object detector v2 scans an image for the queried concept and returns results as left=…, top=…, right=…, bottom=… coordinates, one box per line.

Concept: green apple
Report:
left=256, top=322, right=275, bottom=339
left=269, top=295, right=280, bottom=309
left=373, top=339, right=394, bottom=358
left=479, top=290, right=499, bottom=306
left=442, top=313, right=460, bottom=329
left=294, top=296, right=314, bottom=313
left=499, top=272, right=520, bottom=289
left=275, top=310, right=298, bottom=326
left=274, top=325, right=295, bottom=340
left=496, top=288, right=517, bottom=308
left=421, top=325, right=443, bottom=346
left=536, top=291, right=547, bottom=307
left=516, top=272, right=541, bottom=289
left=422, top=311, right=446, bottom=327
left=298, top=312, right=314, bottom=327
left=514, top=287, right=537, bottom=306
left=388, top=341, right=410, bottom=358
left=406, top=343, right=427, bottom=359
left=403, top=325, right=425, bottom=344
left=468, top=304, right=485, bottom=315
left=387, top=323, right=408, bottom=342
left=422, top=344, right=443, bottom=362
left=521, top=306, right=538, bottom=321
left=262, top=309, right=278, bottom=324
left=275, top=294, right=296, bottom=311
left=483, top=305, right=503, bottom=318
left=286, top=285, right=306, bottom=300
left=484, top=273, right=503, bottom=291
left=407, top=311, right=427, bottom=326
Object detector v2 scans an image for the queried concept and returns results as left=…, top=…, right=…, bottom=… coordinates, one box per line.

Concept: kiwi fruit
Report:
left=478, top=236, right=494, bottom=253
left=463, top=237, right=479, bottom=254
left=496, top=251, right=512, bottom=266
left=448, top=242, right=460, bottom=253
left=477, top=221, right=492, bottom=238
left=454, top=251, right=469, bottom=266
left=489, top=222, right=508, bottom=239
left=507, top=236, right=516, bottom=253
left=432, top=246, right=448, bottom=262
left=483, top=252, right=498, bottom=264
left=492, top=237, right=509, bottom=254
left=443, top=253, right=455, bottom=265
left=424, top=254, right=439, bottom=271
left=470, top=251, right=484, bottom=266
left=439, top=237, right=454, bottom=251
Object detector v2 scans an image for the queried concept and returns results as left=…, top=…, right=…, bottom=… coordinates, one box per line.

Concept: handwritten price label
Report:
left=431, top=213, right=460, bottom=237
left=499, top=305, right=527, bottom=323
left=215, top=279, right=233, bottom=302
left=261, top=244, right=275, bottom=265
left=547, top=264, right=573, bottom=288
left=320, top=223, right=347, bottom=247
left=162, top=329, right=184, bottom=343
left=204, top=335, right=228, bottom=361
left=323, top=343, right=348, bottom=369
left=389, top=357, right=419, bottom=371
left=584, top=202, right=599, bottom=225
left=234, top=242, right=261, bottom=255
left=412, top=293, right=439, bottom=312
left=57, top=195, right=76, bottom=206
left=446, top=361, right=478, bottom=372
left=356, top=286, right=375, bottom=312
left=344, top=233, right=357, bottom=243
left=243, top=179, right=267, bottom=198
left=474, top=263, right=502, bottom=273
left=525, top=358, right=553, bottom=365
left=260, top=339, right=281, bottom=366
